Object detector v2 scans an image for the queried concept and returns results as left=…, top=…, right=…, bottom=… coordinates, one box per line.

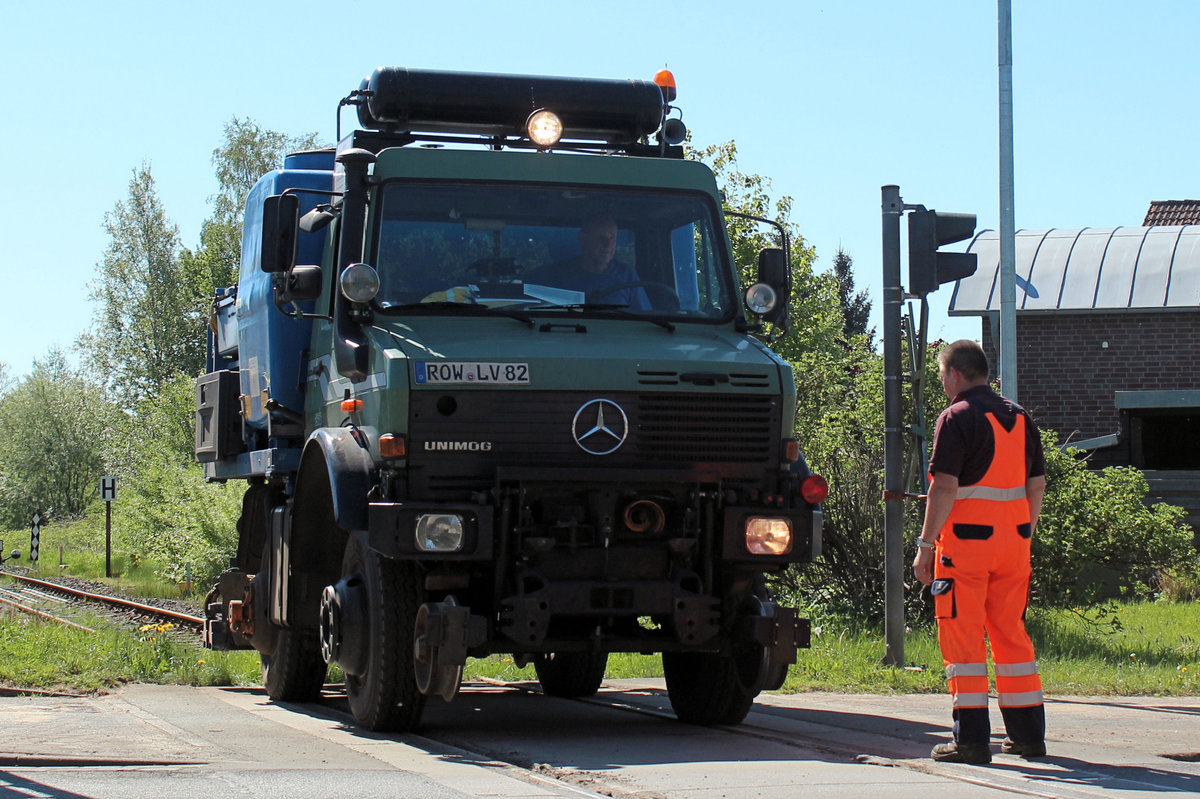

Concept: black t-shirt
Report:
left=929, top=384, right=1046, bottom=486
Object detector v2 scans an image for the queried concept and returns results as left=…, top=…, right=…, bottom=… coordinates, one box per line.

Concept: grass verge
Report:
left=2, top=584, right=1196, bottom=696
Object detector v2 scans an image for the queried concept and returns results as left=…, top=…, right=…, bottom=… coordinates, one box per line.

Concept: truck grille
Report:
left=407, top=390, right=780, bottom=498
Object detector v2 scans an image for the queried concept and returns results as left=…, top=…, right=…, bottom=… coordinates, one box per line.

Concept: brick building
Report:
left=948, top=218, right=1200, bottom=472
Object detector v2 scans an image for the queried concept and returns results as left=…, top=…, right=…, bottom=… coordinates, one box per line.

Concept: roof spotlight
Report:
left=526, top=109, right=563, bottom=148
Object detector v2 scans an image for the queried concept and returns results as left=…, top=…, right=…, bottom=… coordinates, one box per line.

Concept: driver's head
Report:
left=579, top=217, right=618, bottom=274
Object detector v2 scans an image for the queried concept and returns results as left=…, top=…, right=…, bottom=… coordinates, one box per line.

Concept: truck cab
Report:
left=196, top=67, right=826, bottom=732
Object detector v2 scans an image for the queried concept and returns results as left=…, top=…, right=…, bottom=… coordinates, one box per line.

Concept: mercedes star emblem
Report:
left=572, top=399, right=629, bottom=455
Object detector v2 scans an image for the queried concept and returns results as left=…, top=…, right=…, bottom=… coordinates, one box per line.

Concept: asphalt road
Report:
left=2, top=680, right=1198, bottom=798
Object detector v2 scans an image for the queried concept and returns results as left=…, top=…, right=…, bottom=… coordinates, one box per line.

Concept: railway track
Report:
left=312, top=679, right=1036, bottom=799
left=0, top=570, right=203, bottom=634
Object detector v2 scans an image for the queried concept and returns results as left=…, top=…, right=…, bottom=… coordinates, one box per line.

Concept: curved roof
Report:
left=948, top=226, right=1200, bottom=314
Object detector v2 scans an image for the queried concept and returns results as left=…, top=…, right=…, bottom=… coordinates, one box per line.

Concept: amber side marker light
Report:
left=341, top=398, right=363, bottom=413
left=379, top=434, right=406, bottom=459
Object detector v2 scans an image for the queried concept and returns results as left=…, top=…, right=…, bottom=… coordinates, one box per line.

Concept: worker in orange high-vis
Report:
left=913, top=340, right=1048, bottom=765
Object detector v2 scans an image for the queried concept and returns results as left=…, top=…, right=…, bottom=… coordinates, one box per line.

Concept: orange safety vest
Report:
left=940, top=412, right=1031, bottom=540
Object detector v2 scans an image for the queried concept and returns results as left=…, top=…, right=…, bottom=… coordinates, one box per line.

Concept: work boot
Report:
left=931, top=741, right=992, bottom=764
left=1001, top=737, right=1046, bottom=757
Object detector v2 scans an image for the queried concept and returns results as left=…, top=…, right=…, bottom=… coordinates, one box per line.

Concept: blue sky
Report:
left=3, top=1, right=1196, bottom=379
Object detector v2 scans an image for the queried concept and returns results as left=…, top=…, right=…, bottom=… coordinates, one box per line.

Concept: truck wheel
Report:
left=261, top=624, right=327, bottom=702
left=662, top=649, right=758, bottom=726
left=533, top=652, right=608, bottom=698
left=341, top=534, right=427, bottom=732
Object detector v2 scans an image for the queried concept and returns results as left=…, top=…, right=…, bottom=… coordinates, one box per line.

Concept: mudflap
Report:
left=740, top=602, right=809, bottom=691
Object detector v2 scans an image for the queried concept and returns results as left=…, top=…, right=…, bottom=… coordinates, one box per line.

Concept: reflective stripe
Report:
left=946, top=662, right=989, bottom=679
left=998, top=689, right=1044, bottom=707
left=995, top=661, right=1039, bottom=677
left=952, top=692, right=990, bottom=708
left=955, top=484, right=1027, bottom=502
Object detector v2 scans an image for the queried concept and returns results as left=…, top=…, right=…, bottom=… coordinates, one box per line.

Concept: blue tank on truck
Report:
left=195, top=66, right=828, bottom=733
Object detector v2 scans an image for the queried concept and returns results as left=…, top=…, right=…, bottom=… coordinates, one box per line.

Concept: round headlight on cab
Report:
left=744, top=282, right=778, bottom=316
left=745, top=516, right=793, bottom=556
left=526, top=109, right=563, bottom=148
left=340, top=263, right=380, bottom=304
left=415, top=514, right=465, bottom=553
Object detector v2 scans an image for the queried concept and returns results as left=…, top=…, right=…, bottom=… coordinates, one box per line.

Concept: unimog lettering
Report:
left=424, top=441, right=493, bottom=452
left=194, top=65, right=827, bottom=734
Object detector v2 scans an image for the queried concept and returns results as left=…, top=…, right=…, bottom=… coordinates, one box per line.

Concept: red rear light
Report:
left=800, top=474, right=828, bottom=505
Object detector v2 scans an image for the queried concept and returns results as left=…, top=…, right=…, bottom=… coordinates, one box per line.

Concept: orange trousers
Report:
left=933, top=524, right=1044, bottom=744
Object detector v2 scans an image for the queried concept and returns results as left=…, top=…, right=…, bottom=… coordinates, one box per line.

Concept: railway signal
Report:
left=30, top=511, right=42, bottom=564
left=101, top=476, right=117, bottom=577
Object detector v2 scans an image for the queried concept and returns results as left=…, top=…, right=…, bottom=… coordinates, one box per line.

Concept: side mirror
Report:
left=283, top=265, right=324, bottom=303
left=261, top=194, right=300, bottom=273
left=756, top=248, right=789, bottom=326
left=299, top=205, right=337, bottom=233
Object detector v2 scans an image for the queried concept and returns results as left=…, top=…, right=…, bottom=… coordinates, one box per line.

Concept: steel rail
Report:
left=0, top=571, right=204, bottom=627
left=0, top=594, right=97, bottom=633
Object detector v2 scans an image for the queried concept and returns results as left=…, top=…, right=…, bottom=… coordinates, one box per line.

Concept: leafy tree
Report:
left=688, top=141, right=842, bottom=362
left=81, top=164, right=204, bottom=406
left=107, top=120, right=315, bottom=580
left=0, top=349, right=118, bottom=527
left=183, top=118, right=322, bottom=297
left=833, top=248, right=872, bottom=338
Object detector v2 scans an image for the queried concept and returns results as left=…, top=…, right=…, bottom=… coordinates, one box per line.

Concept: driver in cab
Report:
left=533, top=217, right=651, bottom=310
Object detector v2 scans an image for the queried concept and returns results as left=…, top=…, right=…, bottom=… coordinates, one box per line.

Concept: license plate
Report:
left=415, top=362, right=530, bottom=385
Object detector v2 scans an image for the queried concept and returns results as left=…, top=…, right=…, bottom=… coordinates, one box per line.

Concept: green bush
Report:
left=1035, top=430, right=1197, bottom=607
left=111, top=374, right=244, bottom=584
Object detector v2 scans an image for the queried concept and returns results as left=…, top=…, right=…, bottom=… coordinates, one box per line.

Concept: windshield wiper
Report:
left=377, top=301, right=535, bottom=327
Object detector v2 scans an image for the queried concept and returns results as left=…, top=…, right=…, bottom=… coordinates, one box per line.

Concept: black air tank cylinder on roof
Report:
left=357, top=66, right=665, bottom=143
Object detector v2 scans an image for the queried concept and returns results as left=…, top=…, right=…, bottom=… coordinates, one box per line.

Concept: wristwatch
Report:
left=916, top=538, right=936, bottom=550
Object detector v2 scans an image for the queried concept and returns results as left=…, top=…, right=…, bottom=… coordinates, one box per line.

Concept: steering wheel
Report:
left=590, top=281, right=680, bottom=310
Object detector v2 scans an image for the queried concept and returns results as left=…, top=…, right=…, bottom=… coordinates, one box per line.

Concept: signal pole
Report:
left=881, top=186, right=906, bottom=667
left=882, top=187, right=979, bottom=669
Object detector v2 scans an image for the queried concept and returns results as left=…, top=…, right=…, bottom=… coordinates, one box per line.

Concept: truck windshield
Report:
left=371, top=182, right=735, bottom=320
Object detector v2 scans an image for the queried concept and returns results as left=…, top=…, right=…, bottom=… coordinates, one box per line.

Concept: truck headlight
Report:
left=745, top=517, right=793, bottom=556
left=340, top=263, right=380, bottom=303
left=415, top=514, right=465, bottom=553
left=744, top=282, right=778, bottom=316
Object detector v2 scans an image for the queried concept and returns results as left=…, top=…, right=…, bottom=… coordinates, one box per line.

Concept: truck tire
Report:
left=341, top=534, right=427, bottom=732
left=261, top=623, right=327, bottom=702
left=662, top=650, right=757, bottom=726
left=533, top=652, right=608, bottom=698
